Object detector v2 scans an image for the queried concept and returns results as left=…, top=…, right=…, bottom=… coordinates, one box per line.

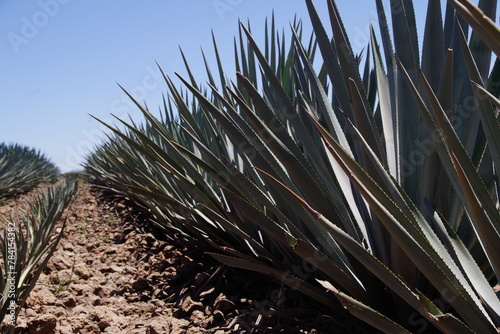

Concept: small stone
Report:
left=112, top=265, right=124, bottom=272
left=63, top=296, right=77, bottom=308
left=33, top=289, right=57, bottom=305
left=13, top=318, right=28, bottom=333
left=57, top=325, right=73, bottom=333
left=104, top=247, right=118, bottom=255
left=132, top=278, right=150, bottom=291
left=103, top=326, right=120, bottom=332
left=72, top=305, right=90, bottom=316
left=91, top=298, right=102, bottom=306
left=97, top=319, right=111, bottom=331
left=190, top=310, right=205, bottom=326
left=74, top=264, right=92, bottom=279
left=25, top=308, right=38, bottom=317
left=69, top=283, right=93, bottom=296
left=27, top=314, right=57, bottom=334
left=99, top=265, right=123, bottom=273
left=79, top=323, right=100, bottom=334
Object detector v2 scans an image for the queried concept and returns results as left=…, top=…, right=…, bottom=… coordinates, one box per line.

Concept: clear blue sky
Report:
left=1, top=1, right=443, bottom=172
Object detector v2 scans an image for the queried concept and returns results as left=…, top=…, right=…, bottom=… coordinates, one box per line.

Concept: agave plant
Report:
left=86, top=0, right=499, bottom=332
left=0, top=176, right=78, bottom=333
left=0, top=143, right=59, bottom=199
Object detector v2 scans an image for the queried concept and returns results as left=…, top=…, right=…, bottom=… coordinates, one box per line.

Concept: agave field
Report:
left=2, top=0, right=500, bottom=333
left=0, top=143, right=78, bottom=333
left=83, top=0, right=500, bottom=332
left=0, top=143, right=59, bottom=200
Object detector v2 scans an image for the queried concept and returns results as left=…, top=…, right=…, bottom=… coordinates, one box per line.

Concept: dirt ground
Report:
left=1, top=182, right=344, bottom=334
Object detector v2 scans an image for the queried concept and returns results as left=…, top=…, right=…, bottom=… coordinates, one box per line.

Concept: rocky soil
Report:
left=1, top=182, right=342, bottom=334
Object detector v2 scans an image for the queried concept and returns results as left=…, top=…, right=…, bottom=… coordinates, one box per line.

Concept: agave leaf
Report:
left=391, top=0, right=420, bottom=81
left=423, top=49, right=454, bottom=219
left=473, top=81, right=500, bottom=110
left=417, top=292, right=475, bottom=334
left=453, top=21, right=486, bottom=165
left=450, top=150, right=500, bottom=280
left=287, top=26, right=353, bottom=154
left=434, top=49, right=467, bottom=229
left=208, top=252, right=339, bottom=310
left=438, top=49, right=455, bottom=116
left=346, top=77, right=384, bottom=161
left=429, top=206, right=500, bottom=323
left=416, top=67, right=500, bottom=231
left=391, top=0, right=425, bottom=202
left=456, top=26, right=500, bottom=177
left=325, top=0, right=377, bottom=135
left=237, top=24, right=250, bottom=83
left=374, top=0, right=397, bottom=107
left=370, top=24, right=398, bottom=178
left=447, top=0, right=500, bottom=57
left=318, top=279, right=411, bottom=333
left=201, top=48, right=216, bottom=92
left=469, top=0, right=497, bottom=82
left=422, top=0, right=446, bottom=91
left=210, top=31, right=230, bottom=100
left=178, top=48, right=200, bottom=91
left=304, top=0, right=352, bottom=119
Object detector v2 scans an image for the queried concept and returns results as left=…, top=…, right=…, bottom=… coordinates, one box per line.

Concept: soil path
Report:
left=1, top=182, right=337, bottom=334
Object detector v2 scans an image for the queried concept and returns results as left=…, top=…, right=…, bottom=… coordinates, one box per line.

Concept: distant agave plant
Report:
left=86, top=0, right=500, bottom=332
left=0, top=143, right=59, bottom=199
